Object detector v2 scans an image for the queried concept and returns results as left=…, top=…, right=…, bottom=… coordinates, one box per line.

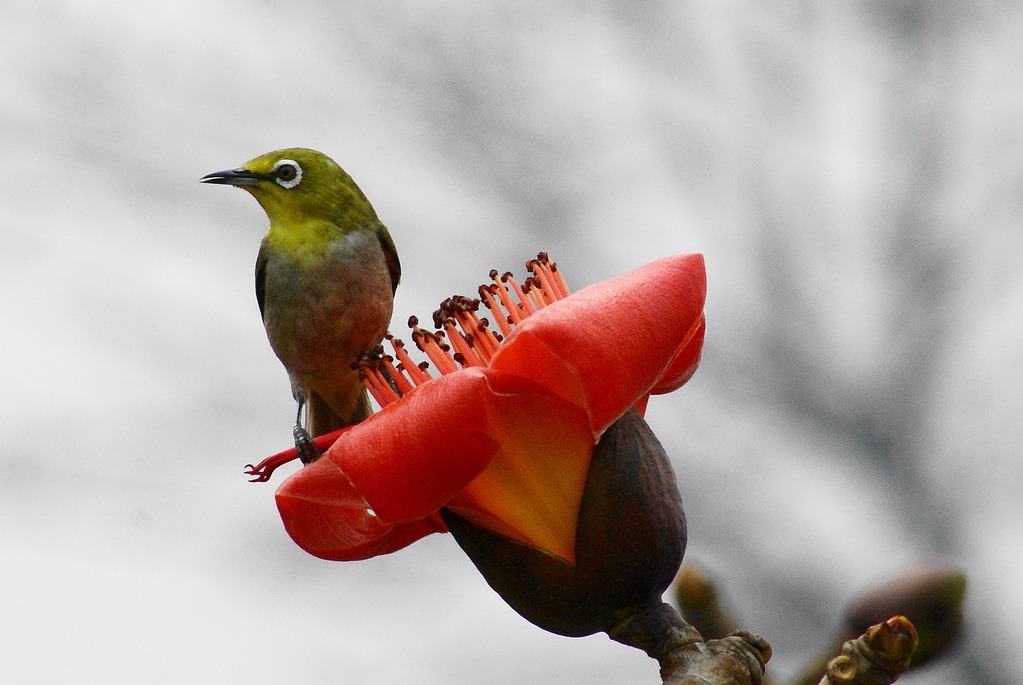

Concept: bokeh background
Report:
left=2, top=1, right=1019, bottom=682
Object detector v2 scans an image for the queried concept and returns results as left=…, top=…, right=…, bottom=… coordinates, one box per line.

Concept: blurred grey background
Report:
left=1, top=1, right=1019, bottom=683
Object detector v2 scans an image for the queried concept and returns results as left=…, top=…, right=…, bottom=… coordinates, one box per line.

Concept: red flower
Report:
left=250, top=253, right=706, bottom=564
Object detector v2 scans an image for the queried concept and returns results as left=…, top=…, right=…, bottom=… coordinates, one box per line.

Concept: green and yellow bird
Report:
left=201, top=148, right=399, bottom=462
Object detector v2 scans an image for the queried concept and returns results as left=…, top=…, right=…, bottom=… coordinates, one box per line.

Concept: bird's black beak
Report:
left=200, top=168, right=261, bottom=186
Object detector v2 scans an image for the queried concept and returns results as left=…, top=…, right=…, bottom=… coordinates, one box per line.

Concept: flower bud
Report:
left=442, top=409, right=686, bottom=637
left=845, top=566, right=966, bottom=666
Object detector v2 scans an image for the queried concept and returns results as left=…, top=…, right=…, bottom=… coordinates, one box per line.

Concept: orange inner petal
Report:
left=446, top=389, right=593, bottom=564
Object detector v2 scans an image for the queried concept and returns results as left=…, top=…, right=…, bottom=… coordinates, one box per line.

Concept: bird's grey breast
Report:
left=260, top=229, right=394, bottom=378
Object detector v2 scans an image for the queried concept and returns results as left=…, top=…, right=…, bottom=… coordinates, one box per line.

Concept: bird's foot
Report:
left=294, top=425, right=321, bottom=464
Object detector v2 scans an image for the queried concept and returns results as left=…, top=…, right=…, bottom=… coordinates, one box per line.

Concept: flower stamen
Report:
left=489, top=271, right=526, bottom=326
left=439, top=296, right=504, bottom=363
left=475, top=318, right=502, bottom=356
left=478, top=284, right=514, bottom=338
left=410, top=319, right=461, bottom=376
left=527, top=276, right=553, bottom=309
left=380, top=352, right=414, bottom=396
left=529, top=252, right=570, bottom=300
left=389, top=336, right=432, bottom=386
left=359, top=355, right=402, bottom=408
left=362, top=252, right=570, bottom=409
left=447, top=324, right=484, bottom=366
left=502, top=272, right=537, bottom=316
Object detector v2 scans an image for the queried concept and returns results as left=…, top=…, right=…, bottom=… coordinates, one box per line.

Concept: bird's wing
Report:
left=377, top=226, right=401, bottom=294
left=255, top=239, right=269, bottom=320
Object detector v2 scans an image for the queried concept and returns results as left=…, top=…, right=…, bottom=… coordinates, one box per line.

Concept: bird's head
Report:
left=201, top=147, right=378, bottom=228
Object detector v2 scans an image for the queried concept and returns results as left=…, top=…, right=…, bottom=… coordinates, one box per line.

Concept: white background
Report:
left=1, top=2, right=1018, bottom=683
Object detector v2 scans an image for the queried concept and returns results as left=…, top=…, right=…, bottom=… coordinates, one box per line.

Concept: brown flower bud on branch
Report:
left=845, top=566, right=965, bottom=667
left=817, top=616, right=918, bottom=685
left=792, top=566, right=965, bottom=685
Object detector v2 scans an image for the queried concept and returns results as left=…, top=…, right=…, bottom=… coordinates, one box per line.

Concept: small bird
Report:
left=202, top=148, right=400, bottom=463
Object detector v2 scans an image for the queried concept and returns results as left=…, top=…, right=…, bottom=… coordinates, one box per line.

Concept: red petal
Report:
left=325, top=367, right=502, bottom=525
left=650, top=312, right=706, bottom=395
left=275, top=456, right=446, bottom=561
left=491, top=254, right=706, bottom=436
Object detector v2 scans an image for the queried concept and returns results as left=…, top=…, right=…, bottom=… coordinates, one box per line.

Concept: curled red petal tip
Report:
left=245, top=455, right=291, bottom=482
left=246, top=428, right=350, bottom=483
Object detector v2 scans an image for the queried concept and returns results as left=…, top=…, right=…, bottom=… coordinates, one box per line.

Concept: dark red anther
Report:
left=432, top=309, right=446, bottom=329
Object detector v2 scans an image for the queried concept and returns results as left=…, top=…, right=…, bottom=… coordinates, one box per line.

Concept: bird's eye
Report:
left=272, top=159, right=303, bottom=189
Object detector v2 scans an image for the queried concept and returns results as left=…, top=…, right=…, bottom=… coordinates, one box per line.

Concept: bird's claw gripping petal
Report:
left=294, top=425, right=321, bottom=464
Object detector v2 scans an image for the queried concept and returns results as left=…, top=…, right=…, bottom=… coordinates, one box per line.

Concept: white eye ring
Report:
left=273, top=159, right=303, bottom=189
